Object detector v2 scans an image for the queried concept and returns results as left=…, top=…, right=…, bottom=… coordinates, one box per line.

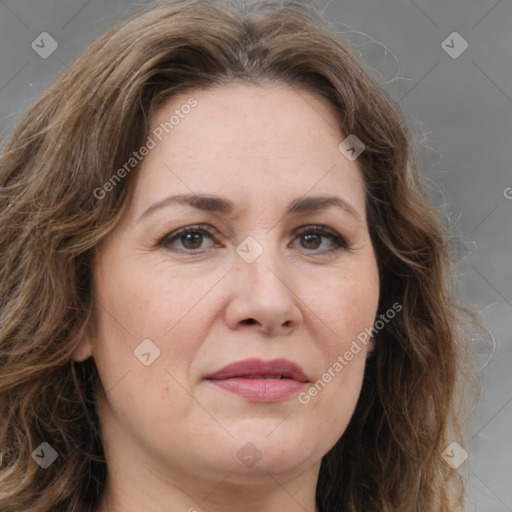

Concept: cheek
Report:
left=307, top=268, right=380, bottom=350
left=94, top=249, right=226, bottom=343
left=90, top=254, right=230, bottom=417
left=296, top=265, right=378, bottom=425
left=91, top=283, right=213, bottom=447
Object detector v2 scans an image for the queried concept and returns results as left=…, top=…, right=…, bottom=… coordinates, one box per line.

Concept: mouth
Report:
left=241, top=375, right=288, bottom=379
left=204, top=357, right=310, bottom=382
left=204, top=358, right=310, bottom=402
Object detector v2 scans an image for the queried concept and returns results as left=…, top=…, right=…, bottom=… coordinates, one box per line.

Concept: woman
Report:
left=0, top=0, right=477, bottom=511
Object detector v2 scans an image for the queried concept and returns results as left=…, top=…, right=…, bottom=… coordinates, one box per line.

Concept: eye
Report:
left=292, top=225, right=348, bottom=254
left=157, top=224, right=348, bottom=255
left=158, top=225, right=219, bottom=252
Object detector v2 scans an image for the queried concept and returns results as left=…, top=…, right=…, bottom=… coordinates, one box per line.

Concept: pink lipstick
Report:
left=205, top=358, right=309, bottom=402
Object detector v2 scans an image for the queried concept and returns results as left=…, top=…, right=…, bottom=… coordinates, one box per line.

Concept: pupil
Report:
left=182, top=232, right=203, bottom=249
left=302, top=234, right=320, bottom=249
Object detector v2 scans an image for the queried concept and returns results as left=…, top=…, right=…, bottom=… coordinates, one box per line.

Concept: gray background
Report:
left=0, top=0, right=510, bottom=510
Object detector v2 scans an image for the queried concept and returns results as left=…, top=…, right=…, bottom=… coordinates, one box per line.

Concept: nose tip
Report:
left=224, top=253, right=303, bottom=335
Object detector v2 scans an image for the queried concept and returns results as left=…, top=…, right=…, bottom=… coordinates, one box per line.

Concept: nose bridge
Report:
left=235, top=232, right=297, bottom=323
left=236, top=235, right=289, bottom=297
left=226, top=233, right=302, bottom=334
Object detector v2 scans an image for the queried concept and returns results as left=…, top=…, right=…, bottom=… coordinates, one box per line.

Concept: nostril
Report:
left=242, top=318, right=258, bottom=326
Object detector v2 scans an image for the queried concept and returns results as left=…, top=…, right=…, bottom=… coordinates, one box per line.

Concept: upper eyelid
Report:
left=294, top=224, right=339, bottom=235
left=158, top=225, right=218, bottom=245
left=163, top=224, right=342, bottom=239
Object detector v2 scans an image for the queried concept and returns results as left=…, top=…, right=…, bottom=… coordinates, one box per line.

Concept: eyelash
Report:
left=157, top=224, right=349, bottom=255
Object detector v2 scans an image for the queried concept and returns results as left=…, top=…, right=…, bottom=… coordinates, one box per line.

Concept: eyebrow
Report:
left=138, top=193, right=362, bottom=222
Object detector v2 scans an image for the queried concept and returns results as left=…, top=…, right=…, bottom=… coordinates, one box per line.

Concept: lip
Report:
left=204, top=358, right=309, bottom=402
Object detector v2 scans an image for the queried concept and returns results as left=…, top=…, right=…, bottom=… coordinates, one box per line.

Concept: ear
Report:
left=365, top=337, right=376, bottom=358
left=71, top=336, right=93, bottom=362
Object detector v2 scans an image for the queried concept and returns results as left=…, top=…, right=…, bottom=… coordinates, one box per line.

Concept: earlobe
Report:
left=71, top=337, right=93, bottom=362
left=366, top=339, right=376, bottom=358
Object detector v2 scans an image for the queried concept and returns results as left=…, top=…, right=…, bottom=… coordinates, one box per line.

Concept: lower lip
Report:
left=207, top=377, right=307, bottom=402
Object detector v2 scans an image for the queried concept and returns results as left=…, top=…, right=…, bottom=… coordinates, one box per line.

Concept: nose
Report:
left=224, top=245, right=303, bottom=336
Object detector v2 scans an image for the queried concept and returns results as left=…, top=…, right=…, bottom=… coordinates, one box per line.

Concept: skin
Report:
left=74, top=82, right=380, bottom=512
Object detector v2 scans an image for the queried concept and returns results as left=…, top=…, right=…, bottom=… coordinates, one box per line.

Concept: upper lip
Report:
left=205, top=358, right=310, bottom=383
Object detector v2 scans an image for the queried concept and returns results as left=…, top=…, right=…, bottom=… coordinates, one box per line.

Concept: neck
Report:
left=96, top=462, right=321, bottom=512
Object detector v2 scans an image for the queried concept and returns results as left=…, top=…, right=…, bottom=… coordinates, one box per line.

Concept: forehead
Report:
left=130, top=83, right=366, bottom=218
left=153, top=82, right=344, bottom=149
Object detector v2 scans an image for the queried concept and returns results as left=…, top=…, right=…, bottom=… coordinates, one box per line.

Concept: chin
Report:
left=204, top=425, right=320, bottom=475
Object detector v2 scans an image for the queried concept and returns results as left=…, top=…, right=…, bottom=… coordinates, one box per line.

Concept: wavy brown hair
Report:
left=0, top=0, right=480, bottom=511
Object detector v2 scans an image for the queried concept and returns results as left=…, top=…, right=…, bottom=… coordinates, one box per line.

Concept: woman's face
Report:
left=77, top=83, right=380, bottom=498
